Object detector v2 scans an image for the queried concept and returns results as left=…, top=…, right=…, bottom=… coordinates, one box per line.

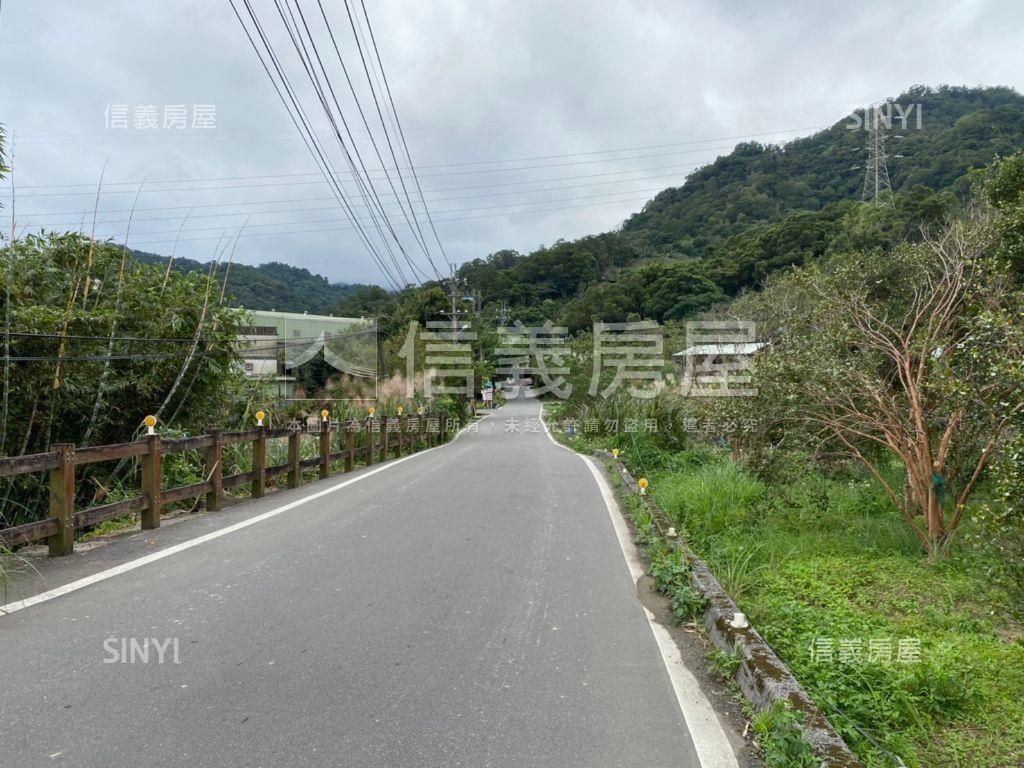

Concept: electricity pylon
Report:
left=861, top=104, right=895, bottom=207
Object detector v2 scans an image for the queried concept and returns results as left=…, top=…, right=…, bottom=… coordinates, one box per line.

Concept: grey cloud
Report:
left=2, top=0, right=1022, bottom=285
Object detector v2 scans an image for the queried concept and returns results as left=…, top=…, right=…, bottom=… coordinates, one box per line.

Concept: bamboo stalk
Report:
left=154, top=240, right=222, bottom=424
left=80, top=160, right=107, bottom=309
left=161, top=208, right=193, bottom=293
left=81, top=180, right=145, bottom=447
left=219, top=217, right=249, bottom=304
left=52, top=165, right=106, bottom=394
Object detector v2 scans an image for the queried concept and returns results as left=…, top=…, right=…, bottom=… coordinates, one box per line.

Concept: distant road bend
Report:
left=2, top=396, right=742, bottom=768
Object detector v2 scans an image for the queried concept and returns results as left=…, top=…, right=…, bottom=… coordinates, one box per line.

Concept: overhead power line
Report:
left=22, top=174, right=689, bottom=225
left=271, top=0, right=426, bottom=284
left=227, top=0, right=406, bottom=290
left=33, top=185, right=672, bottom=237
left=347, top=0, right=451, bottom=271
left=8, top=123, right=832, bottom=193
left=115, top=192, right=663, bottom=248
left=313, top=0, right=442, bottom=279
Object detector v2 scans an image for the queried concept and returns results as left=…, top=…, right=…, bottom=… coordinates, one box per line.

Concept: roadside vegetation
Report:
left=3, top=91, right=1024, bottom=765
left=566, top=430, right=1024, bottom=767
left=551, top=153, right=1024, bottom=767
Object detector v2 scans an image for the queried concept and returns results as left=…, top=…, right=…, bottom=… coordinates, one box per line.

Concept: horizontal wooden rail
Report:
left=160, top=480, right=213, bottom=505
left=266, top=463, right=290, bottom=479
left=0, top=452, right=58, bottom=478
left=0, top=412, right=452, bottom=555
left=76, top=441, right=149, bottom=465
left=74, top=496, right=148, bottom=529
left=0, top=517, right=59, bottom=547
left=222, top=470, right=254, bottom=491
left=221, top=429, right=260, bottom=445
left=162, top=435, right=214, bottom=453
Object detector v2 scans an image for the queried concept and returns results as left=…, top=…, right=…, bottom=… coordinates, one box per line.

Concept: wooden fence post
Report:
left=419, top=414, right=426, bottom=450
left=319, top=418, right=331, bottom=480
left=252, top=426, right=266, bottom=498
left=440, top=413, right=447, bottom=443
left=345, top=425, right=355, bottom=472
left=365, top=418, right=375, bottom=466
left=48, top=443, right=76, bottom=556
left=205, top=427, right=222, bottom=511
left=381, top=418, right=389, bottom=462
left=397, top=416, right=405, bottom=458
left=287, top=427, right=300, bottom=489
left=141, top=434, right=162, bottom=530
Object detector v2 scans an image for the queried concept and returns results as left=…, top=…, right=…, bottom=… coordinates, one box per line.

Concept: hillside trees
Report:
left=130, top=251, right=365, bottom=314
left=558, top=261, right=725, bottom=331
left=623, top=86, right=1024, bottom=253
left=729, top=208, right=1023, bottom=555
left=984, top=149, right=1024, bottom=270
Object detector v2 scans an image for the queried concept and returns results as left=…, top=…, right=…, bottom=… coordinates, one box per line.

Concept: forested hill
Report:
left=380, top=85, right=1024, bottom=333
left=129, top=250, right=364, bottom=314
left=623, top=85, right=1024, bottom=253
left=133, top=86, right=1024, bottom=328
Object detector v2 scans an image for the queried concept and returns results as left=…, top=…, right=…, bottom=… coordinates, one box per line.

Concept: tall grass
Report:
left=654, top=456, right=764, bottom=545
left=643, top=447, right=1024, bottom=767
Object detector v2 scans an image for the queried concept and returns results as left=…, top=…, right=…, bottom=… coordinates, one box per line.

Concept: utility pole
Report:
left=439, top=264, right=469, bottom=332
left=439, top=264, right=472, bottom=418
left=861, top=103, right=895, bottom=208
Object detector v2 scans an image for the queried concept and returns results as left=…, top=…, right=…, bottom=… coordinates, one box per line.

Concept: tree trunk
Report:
left=925, top=488, right=946, bottom=553
left=905, top=453, right=946, bottom=555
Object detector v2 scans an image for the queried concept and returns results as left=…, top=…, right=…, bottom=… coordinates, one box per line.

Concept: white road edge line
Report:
left=0, top=416, right=486, bottom=617
left=538, top=404, right=740, bottom=768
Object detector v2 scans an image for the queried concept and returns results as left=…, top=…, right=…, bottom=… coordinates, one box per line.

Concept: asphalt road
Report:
left=1, top=397, right=740, bottom=768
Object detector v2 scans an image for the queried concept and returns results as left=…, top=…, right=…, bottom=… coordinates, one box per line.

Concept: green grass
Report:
left=646, top=448, right=1024, bottom=768
left=79, top=514, right=139, bottom=540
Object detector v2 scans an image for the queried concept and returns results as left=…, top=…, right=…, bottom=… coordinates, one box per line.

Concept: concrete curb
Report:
left=596, top=451, right=864, bottom=768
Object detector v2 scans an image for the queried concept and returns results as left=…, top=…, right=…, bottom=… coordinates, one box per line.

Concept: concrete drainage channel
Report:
left=597, top=450, right=865, bottom=768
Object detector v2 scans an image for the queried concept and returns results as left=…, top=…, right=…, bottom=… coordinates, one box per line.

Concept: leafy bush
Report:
left=649, top=545, right=690, bottom=594
left=752, top=702, right=820, bottom=768
left=669, top=584, right=708, bottom=625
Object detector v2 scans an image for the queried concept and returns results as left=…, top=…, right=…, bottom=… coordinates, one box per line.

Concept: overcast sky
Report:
left=2, top=0, right=1023, bottom=287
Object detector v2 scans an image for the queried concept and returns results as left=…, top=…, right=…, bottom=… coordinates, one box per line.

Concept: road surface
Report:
left=1, top=397, right=741, bottom=768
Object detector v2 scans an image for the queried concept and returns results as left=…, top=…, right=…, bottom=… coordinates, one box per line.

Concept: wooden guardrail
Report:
left=0, top=412, right=453, bottom=556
